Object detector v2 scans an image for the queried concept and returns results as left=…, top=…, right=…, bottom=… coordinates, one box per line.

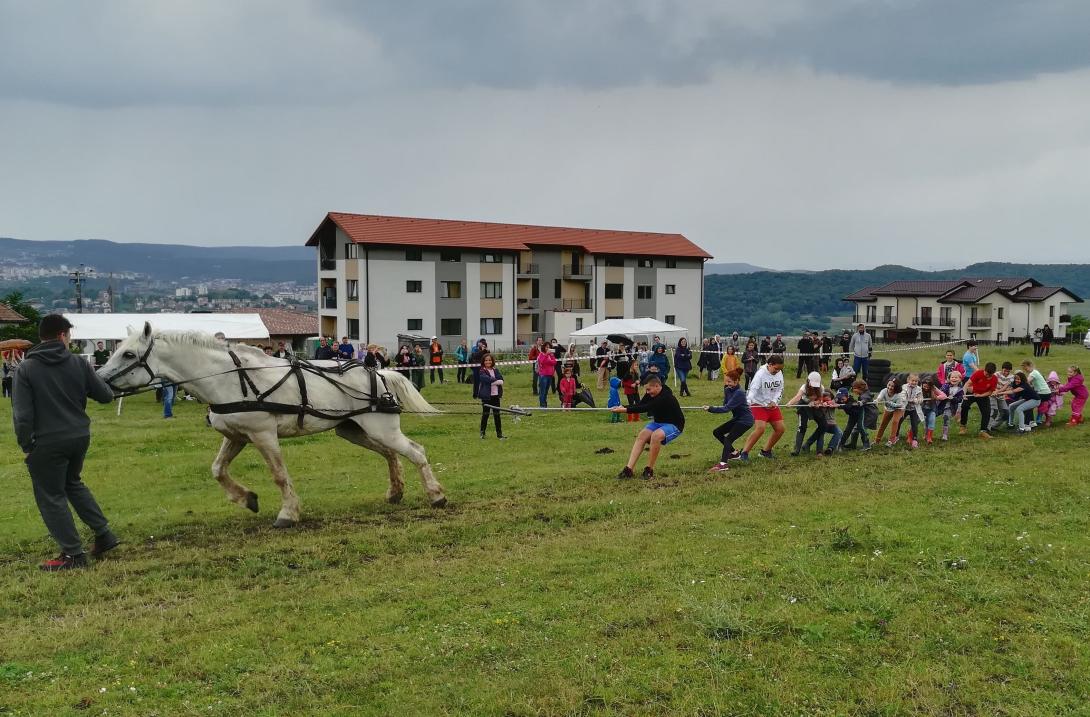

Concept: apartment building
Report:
left=845, top=277, right=1083, bottom=343
left=306, top=213, right=712, bottom=349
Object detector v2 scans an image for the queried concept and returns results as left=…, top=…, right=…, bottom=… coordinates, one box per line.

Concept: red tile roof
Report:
left=843, top=286, right=880, bottom=301
left=1010, top=286, right=1084, bottom=303
left=306, top=212, right=713, bottom=259
left=871, top=280, right=968, bottom=297
left=0, top=303, right=28, bottom=323
left=219, top=309, right=317, bottom=336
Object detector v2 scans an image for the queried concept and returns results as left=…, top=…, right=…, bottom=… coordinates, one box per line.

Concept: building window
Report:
left=406, top=280, right=423, bottom=293
left=347, top=318, right=359, bottom=339
left=406, top=248, right=422, bottom=261
left=407, top=319, right=423, bottom=331
left=605, top=283, right=624, bottom=299
left=665, top=259, right=677, bottom=269
left=554, top=279, right=562, bottom=299
left=481, top=318, right=502, bottom=334
left=481, top=253, right=501, bottom=263
left=866, top=305, right=877, bottom=322
left=440, top=281, right=461, bottom=299
left=665, top=284, right=676, bottom=295
left=346, top=279, right=359, bottom=300
left=637, top=285, right=653, bottom=300
left=604, top=258, right=624, bottom=267
left=531, top=278, right=540, bottom=299
left=638, top=257, right=653, bottom=268
left=481, top=282, right=503, bottom=299
left=440, top=318, right=461, bottom=336
left=346, top=243, right=358, bottom=259
left=997, top=307, right=1004, bottom=319
left=1049, top=305, right=1055, bottom=317
left=665, top=315, right=675, bottom=325
left=576, top=318, right=584, bottom=330
left=440, top=250, right=461, bottom=262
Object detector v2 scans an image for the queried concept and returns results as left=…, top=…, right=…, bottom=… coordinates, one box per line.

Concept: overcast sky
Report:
left=2, top=0, right=1089, bottom=269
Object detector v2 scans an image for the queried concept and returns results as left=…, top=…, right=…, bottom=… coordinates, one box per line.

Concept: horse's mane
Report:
left=153, top=330, right=270, bottom=359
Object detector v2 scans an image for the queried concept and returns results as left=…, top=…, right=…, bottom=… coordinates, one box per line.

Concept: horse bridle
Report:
left=101, top=336, right=158, bottom=392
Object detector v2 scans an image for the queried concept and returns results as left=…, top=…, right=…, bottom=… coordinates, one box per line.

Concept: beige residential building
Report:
left=845, top=277, right=1083, bottom=343
left=306, top=213, right=712, bottom=349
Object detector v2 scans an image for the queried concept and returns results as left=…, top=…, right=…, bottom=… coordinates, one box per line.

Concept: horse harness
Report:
left=208, top=351, right=402, bottom=426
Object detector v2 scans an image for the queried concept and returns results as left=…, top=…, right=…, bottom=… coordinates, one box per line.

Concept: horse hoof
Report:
left=387, top=493, right=404, bottom=504
left=272, top=518, right=296, bottom=529
left=245, top=491, right=259, bottom=513
left=430, top=496, right=448, bottom=509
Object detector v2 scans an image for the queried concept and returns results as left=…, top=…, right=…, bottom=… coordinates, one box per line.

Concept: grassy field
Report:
left=2, top=343, right=1089, bottom=716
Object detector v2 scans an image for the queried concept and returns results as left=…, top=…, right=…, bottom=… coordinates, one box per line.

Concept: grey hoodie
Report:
left=12, top=341, right=114, bottom=453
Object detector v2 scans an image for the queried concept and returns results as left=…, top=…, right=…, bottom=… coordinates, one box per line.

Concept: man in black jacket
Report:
left=610, top=375, right=684, bottom=480
left=12, top=315, right=119, bottom=571
left=796, top=332, right=813, bottom=378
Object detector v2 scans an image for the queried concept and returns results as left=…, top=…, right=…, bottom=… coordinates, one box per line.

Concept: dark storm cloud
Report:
left=327, top=0, right=1090, bottom=88
left=2, top=1, right=1089, bottom=108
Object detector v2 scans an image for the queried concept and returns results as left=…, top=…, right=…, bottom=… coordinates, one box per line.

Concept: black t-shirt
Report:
left=627, top=385, right=685, bottom=431
left=93, top=349, right=110, bottom=367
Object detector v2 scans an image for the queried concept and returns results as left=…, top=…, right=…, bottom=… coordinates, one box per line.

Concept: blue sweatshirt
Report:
left=708, top=385, right=753, bottom=426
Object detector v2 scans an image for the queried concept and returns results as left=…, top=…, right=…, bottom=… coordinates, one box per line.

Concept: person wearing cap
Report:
left=786, top=371, right=826, bottom=455
left=12, top=314, right=119, bottom=571
left=428, top=336, right=445, bottom=384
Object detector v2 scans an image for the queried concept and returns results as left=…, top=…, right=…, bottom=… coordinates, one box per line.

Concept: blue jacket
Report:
left=608, top=376, right=622, bottom=408
left=647, top=349, right=670, bottom=376
left=708, top=384, right=753, bottom=426
left=476, top=366, right=504, bottom=400
left=674, top=343, right=692, bottom=373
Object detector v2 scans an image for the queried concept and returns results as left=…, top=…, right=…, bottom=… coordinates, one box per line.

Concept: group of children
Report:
left=695, top=350, right=1087, bottom=475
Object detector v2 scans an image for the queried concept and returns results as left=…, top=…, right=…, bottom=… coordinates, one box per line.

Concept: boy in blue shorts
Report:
left=611, top=375, right=685, bottom=480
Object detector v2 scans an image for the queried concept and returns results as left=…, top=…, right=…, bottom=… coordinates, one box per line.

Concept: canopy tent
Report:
left=568, top=318, right=689, bottom=343
left=63, top=313, right=270, bottom=342
left=569, top=318, right=690, bottom=386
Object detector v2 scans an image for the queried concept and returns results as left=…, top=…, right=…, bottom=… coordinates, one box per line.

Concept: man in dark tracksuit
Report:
left=12, top=315, right=119, bottom=571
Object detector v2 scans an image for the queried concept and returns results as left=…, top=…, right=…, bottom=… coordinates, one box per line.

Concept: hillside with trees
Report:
left=703, top=263, right=1090, bottom=335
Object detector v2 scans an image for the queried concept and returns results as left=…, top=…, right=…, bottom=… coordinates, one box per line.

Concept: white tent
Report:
left=569, top=317, right=690, bottom=386
left=63, top=313, right=270, bottom=341
left=568, top=317, right=689, bottom=343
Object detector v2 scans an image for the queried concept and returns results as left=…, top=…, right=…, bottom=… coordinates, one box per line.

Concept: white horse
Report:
left=96, top=323, right=447, bottom=527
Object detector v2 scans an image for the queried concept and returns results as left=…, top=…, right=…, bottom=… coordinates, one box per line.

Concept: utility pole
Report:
left=68, top=264, right=94, bottom=313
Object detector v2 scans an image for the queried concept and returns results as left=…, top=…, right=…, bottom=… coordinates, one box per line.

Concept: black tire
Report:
left=869, top=359, right=892, bottom=371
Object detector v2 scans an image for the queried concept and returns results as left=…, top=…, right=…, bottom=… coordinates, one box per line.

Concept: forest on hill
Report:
left=703, top=262, right=1090, bottom=335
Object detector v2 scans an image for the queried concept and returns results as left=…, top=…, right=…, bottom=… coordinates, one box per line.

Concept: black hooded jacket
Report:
left=12, top=341, right=114, bottom=453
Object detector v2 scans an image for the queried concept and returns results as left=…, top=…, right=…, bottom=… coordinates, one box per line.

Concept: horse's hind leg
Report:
left=248, top=432, right=302, bottom=528
left=373, top=427, right=447, bottom=508
left=211, top=437, right=259, bottom=513
left=335, top=422, right=404, bottom=504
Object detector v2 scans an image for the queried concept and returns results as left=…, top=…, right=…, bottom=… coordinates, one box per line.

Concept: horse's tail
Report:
left=380, top=370, right=441, bottom=414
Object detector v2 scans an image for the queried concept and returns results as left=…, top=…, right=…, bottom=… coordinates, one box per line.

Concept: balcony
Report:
left=967, top=316, right=991, bottom=328
left=559, top=299, right=593, bottom=311
left=320, top=258, right=336, bottom=271
left=517, top=299, right=538, bottom=314
left=517, top=264, right=540, bottom=276
left=562, top=264, right=592, bottom=280
left=853, top=314, right=896, bottom=326
left=913, top=316, right=957, bottom=328
left=322, top=295, right=337, bottom=310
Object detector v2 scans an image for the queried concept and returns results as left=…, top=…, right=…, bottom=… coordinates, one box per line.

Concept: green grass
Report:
left=2, top=344, right=1089, bottom=716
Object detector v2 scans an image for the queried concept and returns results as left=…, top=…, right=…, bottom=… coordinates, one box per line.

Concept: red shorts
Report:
left=751, top=406, right=783, bottom=423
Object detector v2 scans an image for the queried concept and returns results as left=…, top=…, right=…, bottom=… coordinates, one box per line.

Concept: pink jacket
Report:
left=936, top=361, right=964, bottom=385
left=1057, top=373, right=1088, bottom=400
left=537, top=351, right=558, bottom=377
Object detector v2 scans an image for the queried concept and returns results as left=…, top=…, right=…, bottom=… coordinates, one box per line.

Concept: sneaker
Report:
left=497, top=435, right=508, bottom=440
left=738, top=451, right=750, bottom=462
left=480, top=431, right=486, bottom=439
left=941, top=434, right=948, bottom=442
left=888, top=436, right=899, bottom=447
left=790, top=450, right=800, bottom=457
left=860, top=444, right=872, bottom=452
left=959, top=426, right=967, bottom=436
left=641, top=467, right=655, bottom=480
left=89, top=532, right=120, bottom=558
left=616, top=467, right=634, bottom=480
left=979, top=431, right=992, bottom=439
left=707, top=462, right=730, bottom=473
left=39, top=553, right=89, bottom=572
left=758, top=450, right=774, bottom=459
left=910, top=440, right=919, bottom=449
left=726, top=450, right=743, bottom=461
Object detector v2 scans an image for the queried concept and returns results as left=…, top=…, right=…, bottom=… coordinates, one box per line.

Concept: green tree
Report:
left=0, top=291, right=41, bottom=343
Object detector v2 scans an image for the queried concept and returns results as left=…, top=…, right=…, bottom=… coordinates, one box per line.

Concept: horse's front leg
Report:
left=249, top=432, right=302, bottom=528
left=211, top=436, right=259, bottom=513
